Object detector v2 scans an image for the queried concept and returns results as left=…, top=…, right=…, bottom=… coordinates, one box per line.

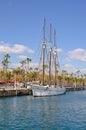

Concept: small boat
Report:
left=32, top=18, right=66, bottom=97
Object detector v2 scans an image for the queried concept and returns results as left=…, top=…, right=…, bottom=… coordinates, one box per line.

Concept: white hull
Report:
left=32, top=85, right=66, bottom=97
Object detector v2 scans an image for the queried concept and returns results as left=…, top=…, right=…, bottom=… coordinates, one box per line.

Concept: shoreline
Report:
left=0, top=86, right=86, bottom=97
left=0, top=87, right=32, bottom=97
left=66, top=86, right=86, bottom=92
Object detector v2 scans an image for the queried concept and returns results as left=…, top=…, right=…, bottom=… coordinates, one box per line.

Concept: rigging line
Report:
left=38, top=17, right=47, bottom=77
left=54, top=28, right=60, bottom=71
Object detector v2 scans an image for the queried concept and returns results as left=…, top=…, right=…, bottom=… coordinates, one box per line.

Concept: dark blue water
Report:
left=0, top=91, right=86, bottom=130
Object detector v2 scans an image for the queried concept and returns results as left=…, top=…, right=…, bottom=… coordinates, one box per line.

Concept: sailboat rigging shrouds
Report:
left=31, top=18, right=66, bottom=96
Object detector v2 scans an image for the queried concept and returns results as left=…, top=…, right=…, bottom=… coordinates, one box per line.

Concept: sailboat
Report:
left=32, top=18, right=66, bottom=97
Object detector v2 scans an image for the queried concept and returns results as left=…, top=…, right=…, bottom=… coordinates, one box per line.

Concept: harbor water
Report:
left=0, top=90, right=86, bottom=130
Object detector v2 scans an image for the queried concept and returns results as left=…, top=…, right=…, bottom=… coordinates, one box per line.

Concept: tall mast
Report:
left=43, top=17, right=46, bottom=42
left=49, top=23, right=52, bottom=86
left=50, top=24, right=52, bottom=44
left=54, top=28, right=57, bottom=86
left=42, top=17, right=46, bottom=85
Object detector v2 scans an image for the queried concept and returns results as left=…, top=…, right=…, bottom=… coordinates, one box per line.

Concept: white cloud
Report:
left=0, top=41, right=34, bottom=54
left=10, top=63, right=21, bottom=68
left=80, top=69, right=86, bottom=74
left=18, top=55, right=27, bottom=59
left=63, top=63, right=86, bottom=74
left=10, top=62, right=38, bottom=68
left=63, top=64, right=76, bottom=73
left=68, top=48, right=86, bottom=62
left=30, top=63, right=38, bottom=68
left=12, top=44, right=27, bottom=54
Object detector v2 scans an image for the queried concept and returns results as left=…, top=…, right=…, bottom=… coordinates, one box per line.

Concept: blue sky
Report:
left=0, top=0, right=86, bottom=74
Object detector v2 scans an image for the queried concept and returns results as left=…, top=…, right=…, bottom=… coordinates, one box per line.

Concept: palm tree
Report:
left=0, top=71, right=3, bottom=80
left=34, top=67, right=39, bottom=71
left=4, top=53, right=10, bottom=68
left=26, top=57, right=31, bottom=72
left=20, top=60, right=27, bottom=82
left=20, top=60, right=26, bottom=70
left=29, top=67, right=33, bottom=72
left=61, top=70, right=68, bottom=85
left=2, top=53, right=10, bottom=73
left=2, top=60, right=6, bottom=74
left=76, top=70, right=81, bottom=78
left=83, top=74, right=86, bottom=86
left=1, top=53, right=10, bottom=86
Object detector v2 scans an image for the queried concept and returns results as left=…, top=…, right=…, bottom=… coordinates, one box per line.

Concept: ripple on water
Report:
left=0, top=91, right=86, bottom=129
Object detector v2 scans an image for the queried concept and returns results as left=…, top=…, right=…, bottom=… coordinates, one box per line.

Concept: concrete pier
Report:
left=0, top=88, right=32, bottom=97
left=0, top=85, right=86, bottom=97
left=66, top=86, right=86, bottom=92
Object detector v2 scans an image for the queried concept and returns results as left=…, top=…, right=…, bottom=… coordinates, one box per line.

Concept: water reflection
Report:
left=0, top=91, right=86, bottom=129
